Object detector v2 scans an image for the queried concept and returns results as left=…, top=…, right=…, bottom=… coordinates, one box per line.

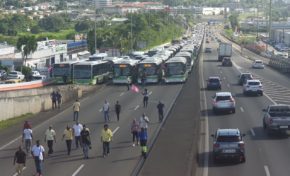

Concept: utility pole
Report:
left=130, top=13, right=133, bottom=52
left=267, top=0, right=272, bottom=51
left=94, top=0, right=97, bottom=54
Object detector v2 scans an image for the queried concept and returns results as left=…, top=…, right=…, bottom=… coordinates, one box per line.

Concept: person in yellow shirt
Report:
left=62, top=126, right=73, bottom=155
left=101, top=124, right=113, bottom=158
left=73, top=99, right=80, bottom=122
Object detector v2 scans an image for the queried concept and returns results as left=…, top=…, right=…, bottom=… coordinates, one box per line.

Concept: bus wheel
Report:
left=96, top=79, right=99, bottom=85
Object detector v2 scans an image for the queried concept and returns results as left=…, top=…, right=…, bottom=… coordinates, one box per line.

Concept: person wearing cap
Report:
left=80, top=125, right=91, bottom=159
left=44, top=126, right=56, bottom=155
left=101, top=124, right=113, bottom=158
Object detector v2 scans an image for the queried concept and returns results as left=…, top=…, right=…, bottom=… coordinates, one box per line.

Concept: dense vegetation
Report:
left=87, top=12, right=185, bottom=54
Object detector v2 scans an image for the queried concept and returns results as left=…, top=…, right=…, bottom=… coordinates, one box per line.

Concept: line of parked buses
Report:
left=52, top=25, right=205, bottom=85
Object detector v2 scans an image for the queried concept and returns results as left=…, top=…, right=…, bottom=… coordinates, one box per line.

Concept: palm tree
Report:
left=16, top=36, right=38, bottom=65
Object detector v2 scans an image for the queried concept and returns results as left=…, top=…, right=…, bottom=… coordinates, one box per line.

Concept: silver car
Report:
left=212, top=92, right=236, bottom=114
left=243, top=79, right=263, bottom=96
left=211, top=129, right=246, bottom=163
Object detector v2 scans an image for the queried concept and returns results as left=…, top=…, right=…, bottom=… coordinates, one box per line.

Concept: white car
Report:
left=252, top=60, right=264, bottom=69
left=243, top=79, right=263, bottom=96
left=7, top=71, right=25, bottom=80
left=212, top=92, right=236, bottom=114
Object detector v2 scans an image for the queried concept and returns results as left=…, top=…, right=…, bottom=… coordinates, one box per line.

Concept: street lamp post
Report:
left=267, top=0, right=272, bottom=51
left=94, top=0, right=97, bottom=54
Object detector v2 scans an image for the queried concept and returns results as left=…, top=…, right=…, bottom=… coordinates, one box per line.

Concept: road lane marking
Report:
left=120, top=92, right=124, bottom=96
left=112, top=126, right=120, bottom=134
left=148, top=91, right=152, bottom=95
left=134, top=105, right=139, bottom=110
left=13, top=167, right=26, bottom=176
left=264, top=93, right=277, bottom=105
left=250, top=128, right=256, bottom=136
left=240, top=107, right=244, bottom=112
left=99, top=108, right=103, bottom=112
left=72, top=164, right=84, bottom=176
left=264, top=165, right=271, bottom=176
left=0, top=137, right=20, bottom=150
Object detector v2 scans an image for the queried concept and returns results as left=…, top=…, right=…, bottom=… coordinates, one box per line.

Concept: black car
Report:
left=207, top=76, right=221, bottom=90
left=238, top=73, right=253, bottom=85
left=222, top=57, right=232, bottom=66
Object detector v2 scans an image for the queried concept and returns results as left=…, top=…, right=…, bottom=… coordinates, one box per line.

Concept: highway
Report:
left=0, top=82, right=183, bottom=175
left=200, top=32, right=290, bottom=176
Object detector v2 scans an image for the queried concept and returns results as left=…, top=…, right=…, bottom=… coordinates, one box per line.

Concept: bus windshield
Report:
left=138, top=64, right=157, bottom=76
left=53, top=64, right=70, bottom=76
left=114, top=65, right=131, bottom=77
left=74, top=65, right=91, bottom=79
left=166, top=63, right=185, bottom=75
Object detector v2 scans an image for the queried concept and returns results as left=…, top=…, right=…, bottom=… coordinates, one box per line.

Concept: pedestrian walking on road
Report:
left=44, top=126, right=56, bottom=155
left=101, top=124, right=113, bottom=158
left=157, top=101, right=165, bottom=122
left=73, top=99, right=80, bottom=122
left=139, top=113, right=149, bottom=131
left=131, top=119, right=140, bottom=147
left=81, top=125, right=91, bottom=159
left=126, top=76, right=131, bottom=91
left=23, top=121, right=32, bottom=130
left=73, top=122, right=83, bottom=149
left=31, top=140, right=45, bottom=176
left=56, top=91, right=62, bottom=109
left=50, top=91, right=57, bottom=109
left=13, top=146, right=26, bottom=176
left=22, top=127, right=33, bottom=154
left=142, top=88, right=149, bottom=108
left=103, top=100, right=110, bottom=122
left=115, top=101, right=121, bottom=121
left=62, top=125, right=73, bottom=155
left=139, top=128, right=148, bottom=159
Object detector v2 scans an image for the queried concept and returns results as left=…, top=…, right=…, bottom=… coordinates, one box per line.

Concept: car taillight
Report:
left=213, top=143, right=220, bottom=148
left=269, top=118, right=273, bottom=124
left=238, top=143, right=245, bottom=148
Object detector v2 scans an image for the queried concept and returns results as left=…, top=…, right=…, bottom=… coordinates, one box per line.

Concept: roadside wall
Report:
left=0, top=85, right=97, bottom=121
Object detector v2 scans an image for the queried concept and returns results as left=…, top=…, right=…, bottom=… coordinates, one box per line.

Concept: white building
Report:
left=15, top=40, right=68, bottom=69
left=0, top=44, right=15, bottom=59
left=96, top=0, right=112, bottom=9
left=202, top=7, right=229, bottom=15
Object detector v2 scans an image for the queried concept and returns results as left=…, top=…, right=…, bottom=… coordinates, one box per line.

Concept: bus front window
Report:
left=166, top=63, right=185, bottom=75
left=74, top=65, right=91, bottom=79
left=114, top=65, right=130, bottom=77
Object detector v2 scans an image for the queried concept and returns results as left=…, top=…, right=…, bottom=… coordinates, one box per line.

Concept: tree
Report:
left=87, top=30, right=96, bottom=54
left=16, top=36, right=38, bottom=65
left=75, top=21, right=92, bottom=32
left=38, top=15, right=65, bottom=32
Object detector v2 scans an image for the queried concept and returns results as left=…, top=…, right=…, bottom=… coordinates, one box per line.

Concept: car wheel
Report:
left=260, top=92, right=263, bottom=96
left=263, top=120, right=267, bottom=129
left=232, top=109, right=236, bottom=113
left=241, top=156, right=246, bottom=163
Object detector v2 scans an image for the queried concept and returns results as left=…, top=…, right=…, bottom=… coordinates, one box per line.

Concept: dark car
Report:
left=207, top=76, right=221, bottom=90
left=211, top=129, right=246, bottom=163
left=205, top=47, right=212, bottom=53
left=238, top=73, right=253, bottom=85
left=222, top=57, right=232, bottom=66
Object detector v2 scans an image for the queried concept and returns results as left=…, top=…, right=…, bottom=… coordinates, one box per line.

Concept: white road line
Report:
left=72, top=164, right=84, bottom=176
left=148, top=91, right=152, bottom=95
left=99, top=108, right=103, bottom=112
left=240, top=107, right=244, bottom=112
left=250, top=128, right=256, bottom=136
left=12, top=167, right=26, bottom=176
left=134, top=105, right=139, bottom=110
left=0, top=137, right=20, bottom=150
left=264, top=93, right=277, bottom=105
left=120, top=92, right=124, bottom=96
left=264, top=165, right=271, bottom=176
left=112, top=126, right=120, bottom=134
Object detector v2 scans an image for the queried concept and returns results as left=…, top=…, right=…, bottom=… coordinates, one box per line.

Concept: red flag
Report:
left=131, top=84, right=140, bottom=93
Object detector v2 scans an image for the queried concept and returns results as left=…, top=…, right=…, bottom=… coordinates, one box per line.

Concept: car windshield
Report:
left=248, top=82, right=260, bottom=85
left=216, top=135, right=240, bottom=142
left=269, top=106, right=290, bottom=117
left=216, top=96, right=231, bottom=101
left=241, top=74, right=252, bottom=79
left=255, top=61, right=262, bottom=64
left=209, top=79, right=219, bottom=83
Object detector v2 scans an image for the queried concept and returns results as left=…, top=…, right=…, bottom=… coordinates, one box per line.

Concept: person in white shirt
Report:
left=22, top=128, right=33, bottom=154
left=44, top=126, right=56, bottom=155
left=31, top=140, right=45, bottom=176
left=139, top=113, right=149, bottom=131
left=103, top=100, right=110, bottom=122
left=73, top=122, right=83, bottom=149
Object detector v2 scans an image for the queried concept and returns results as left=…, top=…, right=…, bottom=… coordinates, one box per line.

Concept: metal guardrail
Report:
left=269, top=56, right=290, bottom=73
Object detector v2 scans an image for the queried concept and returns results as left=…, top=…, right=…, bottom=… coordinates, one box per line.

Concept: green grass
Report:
left=18, top=29, right=76, bottom=40
left=0, top=113, right=33, bottom=130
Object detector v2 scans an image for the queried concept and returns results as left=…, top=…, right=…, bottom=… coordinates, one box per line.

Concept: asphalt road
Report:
left=199, top=32, right=290, bottom=176
left=0, top=82, right=183, bottom=175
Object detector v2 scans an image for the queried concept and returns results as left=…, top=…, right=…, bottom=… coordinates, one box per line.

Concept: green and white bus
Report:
left=53, top=61, right=80, bottom=84
left=73, top=60, right=111, bottom=85
left=175, top=51, right=194, bottom=73
left=137, top=57, right=163, bottom=84
left=164, top=57, right=188, bottom=83
left=112, top=58, right=139, bottom=84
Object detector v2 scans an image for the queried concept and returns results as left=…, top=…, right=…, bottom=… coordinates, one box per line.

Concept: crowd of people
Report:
left=13, top=84, right=165, bottom=176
